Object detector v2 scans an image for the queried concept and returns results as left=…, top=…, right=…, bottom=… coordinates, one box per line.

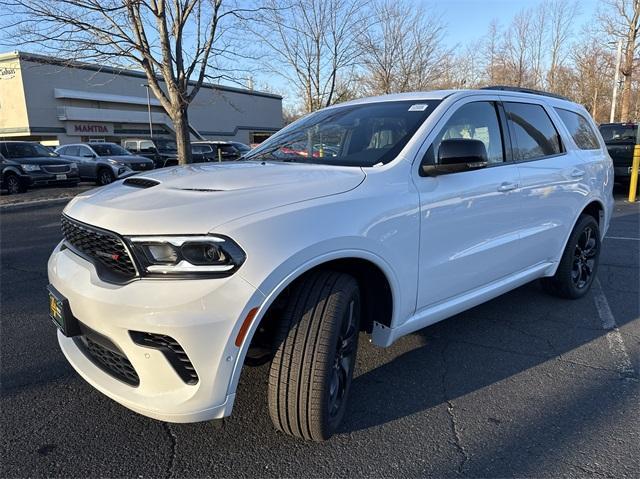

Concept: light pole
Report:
left=141, top=84, right=153, bottom=139
left=610, top=39, right=623, bottom=123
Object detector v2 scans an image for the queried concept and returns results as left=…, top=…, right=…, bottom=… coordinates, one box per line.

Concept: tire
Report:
left=541, top=214, right=601, bottom=299
left=4, top=173, right=25, bottom=194
left=97, top=168, right=115, bottom=186
left=268, top=270, right=361, bottom=441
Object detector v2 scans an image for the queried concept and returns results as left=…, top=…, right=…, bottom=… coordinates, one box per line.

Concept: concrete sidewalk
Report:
left=0, top=183, right=95, bottom=209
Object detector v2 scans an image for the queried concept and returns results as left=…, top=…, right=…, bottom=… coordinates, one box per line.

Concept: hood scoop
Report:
left=123, top=177, right=160, bottom=188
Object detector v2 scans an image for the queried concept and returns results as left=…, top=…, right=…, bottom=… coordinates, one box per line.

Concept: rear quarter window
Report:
left=504, top=102, right=563, bottom=161
left=554, top=108, right=600, bottom=150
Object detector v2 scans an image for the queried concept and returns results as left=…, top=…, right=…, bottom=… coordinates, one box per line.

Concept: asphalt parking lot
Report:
left=1, top=187, right=638, bottom=478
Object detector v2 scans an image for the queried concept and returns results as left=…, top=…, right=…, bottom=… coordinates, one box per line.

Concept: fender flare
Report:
left=225, top=248, right=400, bottom=399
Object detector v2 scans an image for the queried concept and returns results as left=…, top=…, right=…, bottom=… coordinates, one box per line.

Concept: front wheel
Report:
left=268, top=270, right=361, bottom=441
left=97, top=168, right=115, bottom=186
left=541, top=214, right=601, bottom=299
left=4, top=173, right=26, bottom=194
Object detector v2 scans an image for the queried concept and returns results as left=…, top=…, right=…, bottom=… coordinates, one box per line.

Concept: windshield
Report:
left=1, top=142, right=58, bottom=158
left=599, top=124, right=637, bottom=143
left=155, top=139, right=178, bottom=152
left=244, top=100, right=440, bottom=166
left=90, top=143, right=131, bottom=156
left=231, top=142, right=251, bottom=153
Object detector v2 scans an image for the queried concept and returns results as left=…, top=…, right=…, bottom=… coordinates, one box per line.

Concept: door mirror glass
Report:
left=422, top=139, right=488, bottom=176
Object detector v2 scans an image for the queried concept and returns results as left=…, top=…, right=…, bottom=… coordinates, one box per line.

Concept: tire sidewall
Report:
left=5, top=173, right=20, bottom=194
left=562, top=215, right=601, bottom=297
left=98, top=169, right=114, bottom=185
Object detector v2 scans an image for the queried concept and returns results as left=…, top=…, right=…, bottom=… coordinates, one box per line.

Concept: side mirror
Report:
left=421, top=139, right=488, bottom=176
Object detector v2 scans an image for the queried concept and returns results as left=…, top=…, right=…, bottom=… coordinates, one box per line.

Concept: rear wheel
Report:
left=541, top=214, right=601, bottom=299
left=268, top=270, right=360, bottom=441
left=97, top=168, right=115, bottom=186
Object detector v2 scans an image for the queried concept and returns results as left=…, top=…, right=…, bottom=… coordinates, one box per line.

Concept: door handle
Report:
left=570, top=169, right=585, bottom=178
left=497, top=182, right=518, bottom=192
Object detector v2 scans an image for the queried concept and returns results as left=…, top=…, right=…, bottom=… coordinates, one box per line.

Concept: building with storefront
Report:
left=0, top=51, right=283, bottom=147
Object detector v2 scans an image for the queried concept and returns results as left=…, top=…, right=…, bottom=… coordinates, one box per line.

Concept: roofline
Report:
left=0, top=50, right=282, bottom=100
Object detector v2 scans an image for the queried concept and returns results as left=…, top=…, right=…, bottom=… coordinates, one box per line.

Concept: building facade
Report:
left=0, top=51, right=283, bottom=147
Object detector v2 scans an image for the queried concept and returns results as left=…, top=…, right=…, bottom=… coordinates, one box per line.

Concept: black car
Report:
left=599, top=123, right=637, bottom=183
left=122, top=138, right=179, bottom=168
left=191, top=141, right=243, bottom=162
left=1, top=153, right=32, bottom=194
left=0, top=142, right=80, bottom=186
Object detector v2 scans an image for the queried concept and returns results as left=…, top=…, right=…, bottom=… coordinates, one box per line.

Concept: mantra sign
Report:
left=66, top=122, right=114, bottom=136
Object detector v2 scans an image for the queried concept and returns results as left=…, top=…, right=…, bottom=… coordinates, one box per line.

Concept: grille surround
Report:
left=130, top=331, right=199, bottom=385
left=61, top=215, right=138, bottom=283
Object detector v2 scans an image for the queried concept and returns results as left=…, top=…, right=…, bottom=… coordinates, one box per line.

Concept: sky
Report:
left=437, top=0, right=601, bottom=47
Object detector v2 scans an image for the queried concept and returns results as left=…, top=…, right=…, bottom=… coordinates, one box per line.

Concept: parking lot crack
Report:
left=163, top=422, right=177, bottom=478
left=439, top=341, right=470, bottom=475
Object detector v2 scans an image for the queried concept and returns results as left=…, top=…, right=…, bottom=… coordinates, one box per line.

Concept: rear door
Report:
left=503, top=99, right=588, bottom=267
left=76, top=145, right=98, bottom=179
left=414, top=97, right=525, bottom=310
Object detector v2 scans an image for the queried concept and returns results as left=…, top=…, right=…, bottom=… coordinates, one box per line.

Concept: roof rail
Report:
left=480, top=85, right=570, bottom=101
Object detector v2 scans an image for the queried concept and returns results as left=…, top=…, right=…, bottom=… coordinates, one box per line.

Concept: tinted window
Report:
left=599, top=124, right=637, bottom=143
left=504, top=102, right=562, bottom=160
left=245, top=100, right=440, bottom=167
left=66, top=146, right=80, bottom=156
left=555, top=108, right=600, bottom=150
left=429, top=101, right=504, bottom=164
left=192, top=145, right=211, bottom=154
left=90, top=143, right=131, bottom=156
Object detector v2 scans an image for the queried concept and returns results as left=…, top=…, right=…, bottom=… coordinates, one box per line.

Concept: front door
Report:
left=413, top=99, right=524, bottom=310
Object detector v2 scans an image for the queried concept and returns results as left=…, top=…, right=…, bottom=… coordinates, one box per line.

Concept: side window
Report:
left=79, top=146, right=94, bottom=157
left=554, top=108, right=600, bottom=150
left=430, top=101, right=505, bottom=164
left=124, top=141, right=137, bottom=151
left=140, top=141, right=155, bottom=150
left=57, top=146, right=67, bottom=154
left=66, top=146, right=79, bottom=156
left=504, top=102, right=562, bottom=160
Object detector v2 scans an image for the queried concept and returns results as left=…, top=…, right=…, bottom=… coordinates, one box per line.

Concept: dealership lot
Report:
left=1, top=188, right=638, bottom=478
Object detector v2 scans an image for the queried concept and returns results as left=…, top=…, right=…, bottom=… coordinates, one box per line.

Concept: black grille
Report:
left=130, top=331, right=199, bottom=385
left=76, top=332, right=140, bottom=386
left=123, top=177, right=159, bottom=188
left=61, top=215, right=137, bottom=282
left=129, top=163, right=152, bottom=172
left=42, top=164, right=71, bottom=174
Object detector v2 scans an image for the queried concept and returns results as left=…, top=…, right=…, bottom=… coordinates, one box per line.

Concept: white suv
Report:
left=48, top=88, right=614, bottom=441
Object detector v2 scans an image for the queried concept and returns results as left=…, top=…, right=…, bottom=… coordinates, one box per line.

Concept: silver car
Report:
left=55, top=143, right=155, bottom=185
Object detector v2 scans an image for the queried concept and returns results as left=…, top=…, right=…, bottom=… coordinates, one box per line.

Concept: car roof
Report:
left=193, top=141, right=233, bottom=145
left=335, top=88, right=583, bottom=112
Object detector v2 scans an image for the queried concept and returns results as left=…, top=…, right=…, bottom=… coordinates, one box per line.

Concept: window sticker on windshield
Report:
left=408, top=104, right=428, bottom=111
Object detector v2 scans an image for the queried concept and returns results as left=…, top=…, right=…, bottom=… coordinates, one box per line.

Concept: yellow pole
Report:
left=217, top=148, right=222, bottom=162
left=629, top=145, right=640, bottom=202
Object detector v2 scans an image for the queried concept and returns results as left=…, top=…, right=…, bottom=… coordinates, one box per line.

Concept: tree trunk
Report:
left=172, top=108, right=192, bottom=165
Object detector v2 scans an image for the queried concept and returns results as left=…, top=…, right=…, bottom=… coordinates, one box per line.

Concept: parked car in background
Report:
left=0, top=141, right=79, bottom=187
left=1, top=152, right=32, bottom=194
left=191, top=141, right=243, bottom=162
left=48, top=88, right=613, bottom=441
left=56, top=143, right=155, bottom=185
left=122, top=138, right=179, bottom=168
left=228, top=141, right=252, bottom=155
left=598, top=122, right=637, bottom=184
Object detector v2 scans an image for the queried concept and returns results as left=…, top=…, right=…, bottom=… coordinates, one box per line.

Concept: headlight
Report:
left=127, top=235, right=246, bottom=277
left=69, top=163, right=78, bottom=170
left=107, top=159, right=123, bottom=166
left=21, top=164, right=40, bottom=172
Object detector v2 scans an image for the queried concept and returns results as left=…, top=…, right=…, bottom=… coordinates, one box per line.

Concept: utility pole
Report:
left=610, top=39, right=623, bottom=123
left=142, top=84, right=153, bottom=139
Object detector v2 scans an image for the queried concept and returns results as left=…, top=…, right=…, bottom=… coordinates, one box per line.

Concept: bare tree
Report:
left=503, top=11, right=533, bottom=88
left=600, top=0, right=640, bottom=122
left=252, top=0, right=369, bottom=113
left=357, top=0, right=448, bottom=95
left=1, top=0, right=255, bottom=164
left=547, top=0, right=579, bottom=91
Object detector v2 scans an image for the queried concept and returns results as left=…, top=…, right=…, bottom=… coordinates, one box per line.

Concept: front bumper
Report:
left=30, top=171, right=80, bottom=185
left=48, top=241, right=264, bottom=422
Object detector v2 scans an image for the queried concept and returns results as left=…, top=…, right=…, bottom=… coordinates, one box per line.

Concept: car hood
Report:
left=9, top=157, right=72, bottom=165
left=64, top=161, right=366, bottom=235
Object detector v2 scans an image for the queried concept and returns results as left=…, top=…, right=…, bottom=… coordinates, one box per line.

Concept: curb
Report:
left=0, top=196, right=74, bottom=211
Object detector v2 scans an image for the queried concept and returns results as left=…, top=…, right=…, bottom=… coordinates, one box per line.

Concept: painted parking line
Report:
left=592, top=278, right=636, bottom=379
left=605, top=236, right=640, bottom=241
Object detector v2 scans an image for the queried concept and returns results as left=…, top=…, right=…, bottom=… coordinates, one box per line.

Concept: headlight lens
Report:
left=21, top=164, right=41, bottom=172
left=69, top=163, right=78, bottom=170
left=128, top=235, right=245, bottom=277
